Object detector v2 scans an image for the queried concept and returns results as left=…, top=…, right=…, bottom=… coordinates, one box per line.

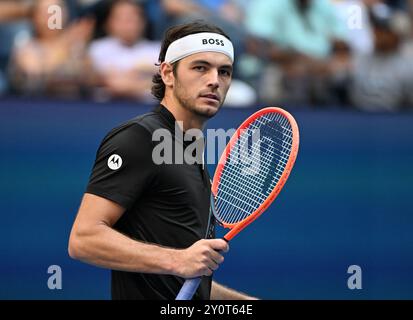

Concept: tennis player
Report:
left=68, top=21, right=257, bottom=300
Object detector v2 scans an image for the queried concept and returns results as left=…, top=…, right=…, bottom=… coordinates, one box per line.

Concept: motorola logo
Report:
left=108, top=154, right=122, bottom=170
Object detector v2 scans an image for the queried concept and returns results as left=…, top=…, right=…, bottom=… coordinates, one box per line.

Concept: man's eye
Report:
left=219, top=70, right=231, bottom=77
left=194, top=66, right=206, bottom=71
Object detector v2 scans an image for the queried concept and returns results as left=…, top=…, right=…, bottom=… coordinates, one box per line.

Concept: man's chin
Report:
left=194, top=103, right=221, bottom=118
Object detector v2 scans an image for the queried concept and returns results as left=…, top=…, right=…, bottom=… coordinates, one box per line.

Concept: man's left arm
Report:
left=211, top=281, right=258, bottom=300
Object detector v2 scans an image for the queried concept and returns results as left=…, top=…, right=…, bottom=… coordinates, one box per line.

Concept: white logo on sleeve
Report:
left=108, top=154, right=122, bottom=170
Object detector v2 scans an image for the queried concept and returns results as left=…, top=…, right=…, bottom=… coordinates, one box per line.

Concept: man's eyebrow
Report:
left=220, top=65, right=233, bottom=72
left=190, top=60, right=233, bottom=71
left=190, top=60, right=212, bottom=66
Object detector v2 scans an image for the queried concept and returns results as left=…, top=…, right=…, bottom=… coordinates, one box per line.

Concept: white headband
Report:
left=165, top=32, right=234, bottom=64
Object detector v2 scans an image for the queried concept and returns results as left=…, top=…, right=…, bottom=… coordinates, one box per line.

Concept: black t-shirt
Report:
left=86, top=105, right=215, bottom=300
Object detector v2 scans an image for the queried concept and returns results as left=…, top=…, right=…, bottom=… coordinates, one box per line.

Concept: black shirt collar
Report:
left=154, top=104, right=176, bottom=131
left=154, top=104, right=204, bottom=149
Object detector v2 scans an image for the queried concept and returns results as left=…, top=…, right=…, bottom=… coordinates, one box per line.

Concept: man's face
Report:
left=172, top=52, right=233, bottom=119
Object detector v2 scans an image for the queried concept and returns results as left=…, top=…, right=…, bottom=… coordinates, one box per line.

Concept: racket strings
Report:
left=222, top=114, right=292, bottom=196
left=214, top=112, right=293, bottom=225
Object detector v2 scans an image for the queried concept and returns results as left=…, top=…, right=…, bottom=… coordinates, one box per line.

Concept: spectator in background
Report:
left=0, top=1, right=33, bottom=96
left=162, top=0, right=245, bottom=25
left=245, top=0, right=347, bottom=58
left=331, top=0, right=375, bottom=55
left=350, top=4, right=413, bottom=111
left=88, top=0, right=160, bottom=101
left=0, top=1, right=32, bottom=22
left=9, top=0, right=94, bottom=98
left=242, top=0, right=351, bottom=106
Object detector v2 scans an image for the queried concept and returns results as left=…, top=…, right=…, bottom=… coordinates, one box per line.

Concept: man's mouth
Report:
left=200, top=93, right=220, bottom=102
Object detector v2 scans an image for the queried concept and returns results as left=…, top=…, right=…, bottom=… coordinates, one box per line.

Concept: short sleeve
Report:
left=86, top=123, right=157, bottom=209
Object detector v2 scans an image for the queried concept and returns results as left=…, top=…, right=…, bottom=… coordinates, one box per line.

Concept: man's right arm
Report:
left=68, top=193, right=228, bottom=278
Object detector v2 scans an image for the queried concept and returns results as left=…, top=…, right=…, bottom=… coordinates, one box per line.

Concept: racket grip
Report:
left=175, top=277, right=202, bottom=300
left=175, top=238, right=228, bottom=300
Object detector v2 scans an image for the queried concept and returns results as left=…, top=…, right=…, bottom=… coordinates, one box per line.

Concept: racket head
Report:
left=211, top=107, right=299, bottom=240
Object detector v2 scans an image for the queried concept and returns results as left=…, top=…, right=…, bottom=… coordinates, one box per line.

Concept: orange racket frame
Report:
left=212, top=107, right=300, bottom=241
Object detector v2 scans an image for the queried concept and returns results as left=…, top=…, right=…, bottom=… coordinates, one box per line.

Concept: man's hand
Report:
left=173, top=239, right=229, bottom=278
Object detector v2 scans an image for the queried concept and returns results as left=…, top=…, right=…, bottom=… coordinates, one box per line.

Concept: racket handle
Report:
left=175, top=277, right=202, bottom=300
left=175, top=238, right=228, bottom=300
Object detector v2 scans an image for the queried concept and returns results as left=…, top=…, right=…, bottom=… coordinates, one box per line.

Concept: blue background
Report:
left=1, top=99, right=412, bottom=299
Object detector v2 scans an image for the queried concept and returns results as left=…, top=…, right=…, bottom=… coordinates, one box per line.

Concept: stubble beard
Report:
left=174, top=79, right=222, bottom=120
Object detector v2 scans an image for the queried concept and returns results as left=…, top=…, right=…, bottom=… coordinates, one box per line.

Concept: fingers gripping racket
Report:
left=176, top=107, right=300, bottom=300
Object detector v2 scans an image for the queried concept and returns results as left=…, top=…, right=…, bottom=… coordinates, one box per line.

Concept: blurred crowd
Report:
left=0, top=0, right=413, bottom=111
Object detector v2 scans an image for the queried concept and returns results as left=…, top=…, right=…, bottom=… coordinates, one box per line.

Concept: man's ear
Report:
left=160, top=62, right=174, bottom=88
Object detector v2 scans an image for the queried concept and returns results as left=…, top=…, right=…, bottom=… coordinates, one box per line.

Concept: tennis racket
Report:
left=175, top=107, right=300, bottom=300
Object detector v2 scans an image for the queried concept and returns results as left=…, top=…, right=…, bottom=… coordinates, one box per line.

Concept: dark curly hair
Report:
left=151, top=21, right=231, bottom=101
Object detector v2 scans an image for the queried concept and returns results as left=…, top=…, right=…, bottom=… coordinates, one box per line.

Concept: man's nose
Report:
left=207, top=70, right=219, bottom=88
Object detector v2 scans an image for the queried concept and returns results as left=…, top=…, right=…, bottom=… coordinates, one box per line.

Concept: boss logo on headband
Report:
left=202, top=38, right=225, bottom=46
